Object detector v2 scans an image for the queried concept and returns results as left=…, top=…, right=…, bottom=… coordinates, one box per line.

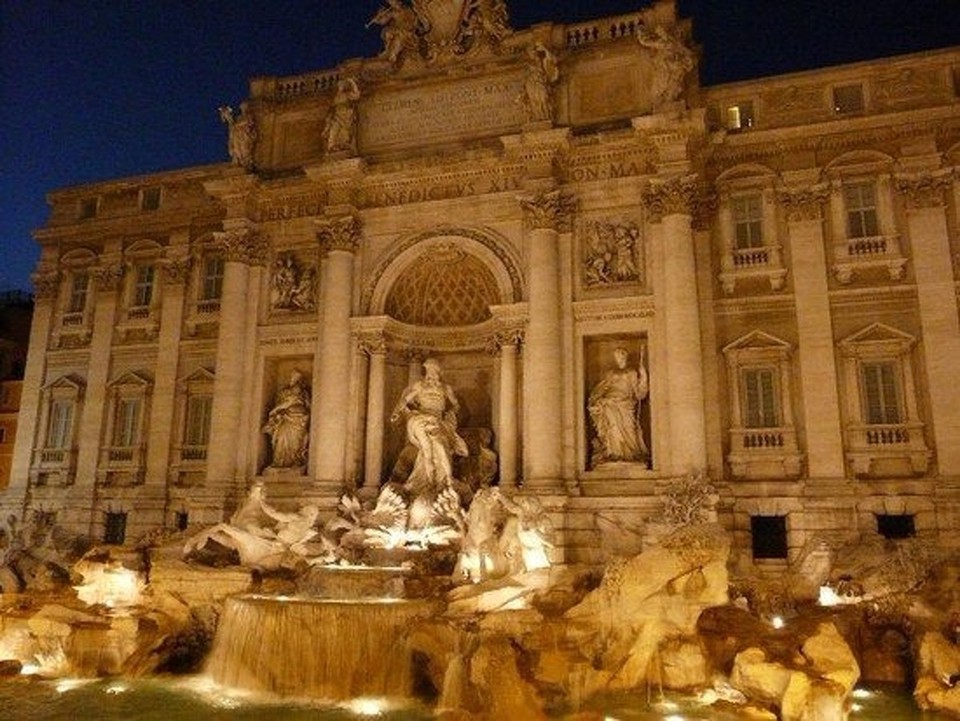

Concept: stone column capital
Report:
left=91, top=263, right=125, bottom=292
left=317, top=214, right=362, bottom=256
left=161, top=257, right=193, bottom=284
left=31, top=271, right=61, bottom=301
left=356, top=331, right=388, bottom=357
left=215, top=225, right=269, bottom=266
left=895, top=172, right=953, bottom=210
left=776, top=184, right=830, bottom=222
left=519, top=189, right=577, bottom=233
left=643, top=175, right=699, bottom=222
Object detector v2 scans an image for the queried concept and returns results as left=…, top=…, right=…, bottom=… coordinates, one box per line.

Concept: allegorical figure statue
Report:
left=521, top=42, right=560, bottom=123
left=369, top=0, right=419, bottom=66
left=218, top=102, right=257, bottom=170
left=263, top=370, right=311, bottom=468
left=322, top=77, right=361, bottom=156
left=588, top=347, right=649, bottom=467
left=638, top=24, right=695, bottom=108
left=390, top=358, right=469, bottom=501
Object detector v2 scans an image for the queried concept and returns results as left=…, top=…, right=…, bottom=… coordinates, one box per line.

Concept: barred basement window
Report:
left=104, top=512, right=127, bottom=545
left=751, top=515, right=788, bottom=560
left=877, top=514, right=915, bottom=540
left=175, top=511, right=189, bottom=532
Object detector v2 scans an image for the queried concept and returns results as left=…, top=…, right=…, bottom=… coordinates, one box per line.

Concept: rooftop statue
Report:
left=218, top=102, right=257, bottom=170
left=369, top=0, right=512, bottom=67
left=638, top=23, right=696, bottom=108
left=322, top=78, right=362, bottom=156
left=520, top=42, right=560, bottom=123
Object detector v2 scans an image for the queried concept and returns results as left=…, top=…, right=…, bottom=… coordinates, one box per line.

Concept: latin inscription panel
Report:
left=359, top=71, right=525, bottom=153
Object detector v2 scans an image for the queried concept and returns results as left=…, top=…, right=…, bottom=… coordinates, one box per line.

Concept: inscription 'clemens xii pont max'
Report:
left=359, top=72, right=526, bottom=151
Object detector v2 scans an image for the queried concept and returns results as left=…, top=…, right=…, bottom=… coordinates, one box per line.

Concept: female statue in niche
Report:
left=263, top=370, right=311, bottom=468
left=588, top=346, right=649, bottom=467
left=520, top=42, right=560, bottom=123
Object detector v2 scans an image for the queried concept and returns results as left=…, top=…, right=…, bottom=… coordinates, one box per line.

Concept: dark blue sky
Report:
left=2, top=0, right=958, bottom=293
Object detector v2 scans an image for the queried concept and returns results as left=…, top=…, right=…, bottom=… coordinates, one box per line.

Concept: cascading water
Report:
left=205, top=594, right=439, bottom=700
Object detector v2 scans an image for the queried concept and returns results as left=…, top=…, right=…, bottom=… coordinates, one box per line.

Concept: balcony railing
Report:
left=719, top=245, right=787, bottom=294
left=832, top=234, right=906, bottom=283
left=845, top=421, right=930, bottom=477
left=727, top=426, right=803, bottom=479
left=180, top=445, right=208, bottom=462
left=565, top=13, right=645, bottom=48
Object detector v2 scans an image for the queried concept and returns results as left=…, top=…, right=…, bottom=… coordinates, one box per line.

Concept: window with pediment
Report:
left=827, top=154, right=906, bottom=284
left=716, top=166, right=786, bottom=295
left=173, top=368, right=215, bottom=478
left=723, top=331, right=802, bottom=479
left=99, top=371, right=152, bottom=486
left=839, top=323, right=930, bottom=477
left=31, top=375, right=84, bottom=486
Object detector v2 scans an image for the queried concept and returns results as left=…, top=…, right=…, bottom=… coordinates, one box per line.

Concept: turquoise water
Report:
left=0, top=678, right=952, bottom=720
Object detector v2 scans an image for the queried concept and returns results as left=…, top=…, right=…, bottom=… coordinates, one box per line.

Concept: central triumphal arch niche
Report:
left=361, top=229, right=525, bottom=488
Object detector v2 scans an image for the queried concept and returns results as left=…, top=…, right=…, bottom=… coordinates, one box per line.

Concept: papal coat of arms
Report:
left=369, top=0, right=511, bottom=66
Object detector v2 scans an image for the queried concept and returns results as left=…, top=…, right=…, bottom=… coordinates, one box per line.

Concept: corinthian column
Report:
left=644, top=176, right=707, bottom=473
left=312, top=212, right=361, bottom=486
left=496, top=329, right=522, bottom=489
left=206, top=222, right=268, bottom=489
left=896, top=173, right=960, bottom=475
left=779, top=183, right=845, bottom=479
left=520, top=189, right=575, bottom=489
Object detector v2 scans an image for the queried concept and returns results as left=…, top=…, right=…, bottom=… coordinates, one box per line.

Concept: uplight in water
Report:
left=105, top=682, right=129, bottom=695
left=771, top=615, right=785, bottom=629
left=664, top=715, right=687, bottom=721
left=55, top=679, right=91, bottom=694
left=852, top=688, right=873, bottom=699
left=346, top=697, right=391, bottom=716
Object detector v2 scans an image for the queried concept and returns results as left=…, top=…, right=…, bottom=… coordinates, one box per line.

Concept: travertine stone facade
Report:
left=4, top=0, right=960, bottom=568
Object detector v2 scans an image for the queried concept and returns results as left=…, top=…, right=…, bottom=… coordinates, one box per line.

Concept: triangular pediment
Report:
left=43, top=374, right=85, bottom=392
left=840, top=322, right=915, bottom=348
left=723, top=330, right=791, bottom=355
left=183, top=367, right=215, bottom=384
left=108, top=370, right=153, bottom=388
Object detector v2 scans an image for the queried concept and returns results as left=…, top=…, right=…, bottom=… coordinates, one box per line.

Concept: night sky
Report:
left=2, top=0, right=958, bottom=293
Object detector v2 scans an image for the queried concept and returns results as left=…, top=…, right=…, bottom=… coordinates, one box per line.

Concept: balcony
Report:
left=727, top=426, right=803, bottom=479
left=31, top=447, right=77, bottom=486
left=719, top=245, right=787, bottom=294
left=832, top=234, right=907, bottom=284
left=846, top=422, right=930, bottom=477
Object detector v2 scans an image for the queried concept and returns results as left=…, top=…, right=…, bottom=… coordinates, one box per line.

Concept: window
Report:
left=751, top=515, right=788, bottom=560
left=723, top=331, right=802, bottom=479
left=47, top=399, right=75, bottom=449
left=844, top=181, right=879, bottom=238
left=140, top=186, right=161, bottom=211
left=103, top=512, right=127, bottom=545
left=67, top=272, right=90, bottom=315
left=184, top=395, right=212, bottom=448
left=742, top=367, right=778, bottom=428
left=732, top=194, right=764, bottom=250
left=0, top=427, right=6, bottom=444
left=877, top=514, right=915, bottom=540
left=726, top=101, right=754, bottom=131
left=861, top=362, right=901, bottom=425
left=833, top=84, right=864, bottom=114
left=840, top=324, right=931, bottom=477
left=175, top=511, right=189, bottom=532
left=113, top=398, right=142, bottom=448
left=201, top=256, right=224, bottom=301
left=133, top=265, right=155, bottom=308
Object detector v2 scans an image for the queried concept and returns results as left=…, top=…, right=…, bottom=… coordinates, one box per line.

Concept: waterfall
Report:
left=206, top=595, right=437, bottom=700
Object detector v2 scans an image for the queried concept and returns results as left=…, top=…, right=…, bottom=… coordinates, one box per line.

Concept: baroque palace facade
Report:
left=4, top=0, right=960, bottom=566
